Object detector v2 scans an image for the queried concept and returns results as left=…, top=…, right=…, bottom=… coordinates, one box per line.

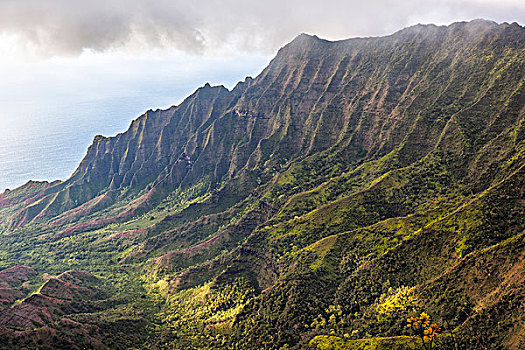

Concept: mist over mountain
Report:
left=0, top=19, right=524, bottom=349
left=1, top=0, right=524, bottom=56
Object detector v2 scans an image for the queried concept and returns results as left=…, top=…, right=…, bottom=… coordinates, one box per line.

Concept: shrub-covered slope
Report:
left=0, top=19, right=524, bottom=349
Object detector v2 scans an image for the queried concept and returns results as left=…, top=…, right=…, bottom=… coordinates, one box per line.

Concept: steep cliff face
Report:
left=0, top=20, right=524, bottom=349
left=3, top=20, right=523, bottom=229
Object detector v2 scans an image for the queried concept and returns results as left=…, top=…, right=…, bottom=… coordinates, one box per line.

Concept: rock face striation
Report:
left=0, top=19, right=524, bottom=349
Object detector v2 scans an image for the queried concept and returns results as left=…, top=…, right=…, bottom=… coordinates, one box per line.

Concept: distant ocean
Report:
left=0, top=55, right=269, bottom=192
left=0, top=94, right=173, bottom=192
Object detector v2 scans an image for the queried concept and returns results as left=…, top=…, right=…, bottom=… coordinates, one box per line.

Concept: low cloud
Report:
left=0, top=0, right=523, bottom=56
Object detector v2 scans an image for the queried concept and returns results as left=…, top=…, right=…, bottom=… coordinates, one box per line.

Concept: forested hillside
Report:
left=0, top=19, right=523, bottom=349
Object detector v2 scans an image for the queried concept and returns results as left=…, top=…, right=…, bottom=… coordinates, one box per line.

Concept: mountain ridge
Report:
left=0, top=19, right=523, bottom=349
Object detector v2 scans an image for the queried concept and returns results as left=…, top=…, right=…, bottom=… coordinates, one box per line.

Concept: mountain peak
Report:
left=465, top=18, right=499, bottom=27
left=199, top=82, right=227, bottom=92
left=296, top=32, right=321, bottom=40
left=291, top=32, right=328, bottom=45
left=275, top=32, right=331, bottom=58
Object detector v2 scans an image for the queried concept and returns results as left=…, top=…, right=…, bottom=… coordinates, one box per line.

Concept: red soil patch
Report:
left=105, top=226, right=149, bottom=240
left=154, top=230, right=228, bottom=271
left=57, top=218, right=116, bottom=237
left=0, top=293, right=65, bottom=328
left=0, top=266, right=37, bottom=285
left=0, top=288, right=24, bottom=304
left=0, top=195, right=10, bottom=208
left=0, top=270, right=102, bottom=330
left=51, top=192, right=114, bottom=225
left=40, top=278, right=96, bottom=300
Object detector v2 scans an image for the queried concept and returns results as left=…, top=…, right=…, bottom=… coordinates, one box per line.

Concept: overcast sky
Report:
left=0, top=0, right=523, bottom=58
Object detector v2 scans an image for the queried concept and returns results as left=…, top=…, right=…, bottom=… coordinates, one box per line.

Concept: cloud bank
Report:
left=0, top=0, right=524, bottom=56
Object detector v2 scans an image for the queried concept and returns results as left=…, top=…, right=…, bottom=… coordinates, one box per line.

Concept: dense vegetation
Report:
left=0, top=19, right=523, bottom=349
